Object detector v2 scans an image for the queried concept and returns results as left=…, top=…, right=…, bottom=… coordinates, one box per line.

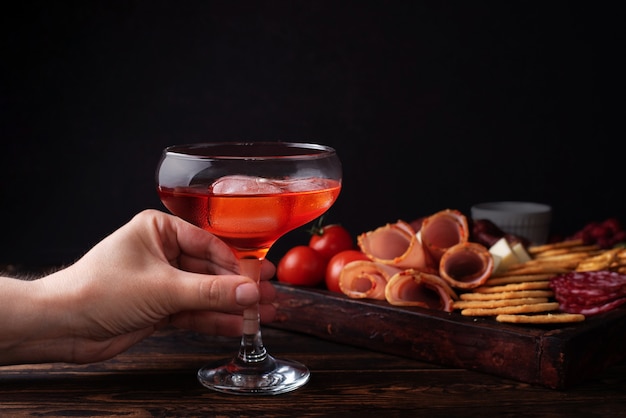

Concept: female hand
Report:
left=0, top=209, right=276, bottom=365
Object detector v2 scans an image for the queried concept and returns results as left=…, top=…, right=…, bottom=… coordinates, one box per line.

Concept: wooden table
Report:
left=1, top=325, right=625, bottom=417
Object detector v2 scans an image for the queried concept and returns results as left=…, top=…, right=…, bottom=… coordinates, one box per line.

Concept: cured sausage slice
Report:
left=549, top=271, right=626, bottom=316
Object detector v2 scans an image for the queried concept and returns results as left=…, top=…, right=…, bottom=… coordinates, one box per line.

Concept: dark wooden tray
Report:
left=268, top=283, right=626, bottom=389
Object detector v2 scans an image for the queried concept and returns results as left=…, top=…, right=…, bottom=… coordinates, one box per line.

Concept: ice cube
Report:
left=274, top=177, right=327, bottom=192
left=210, top=175, right=282, bottom=195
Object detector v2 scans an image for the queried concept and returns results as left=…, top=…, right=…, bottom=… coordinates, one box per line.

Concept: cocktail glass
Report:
left=156, top=142, right=342, bottom=395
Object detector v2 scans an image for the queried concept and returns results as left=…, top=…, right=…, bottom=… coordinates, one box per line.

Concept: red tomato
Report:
left=277, top=246, right=327, bottom=286
left=309, top=224, right=354, bottom=260
left=325, top=249, right=370, bottom=293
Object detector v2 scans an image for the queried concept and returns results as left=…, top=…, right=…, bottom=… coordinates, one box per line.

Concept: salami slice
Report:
left=559, top=297, right=626, bottom=316
left=549, top=271, right=626, bottom=316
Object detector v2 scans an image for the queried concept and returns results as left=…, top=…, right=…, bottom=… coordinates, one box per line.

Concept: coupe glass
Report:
left=156, top=142, right=342, bottom=395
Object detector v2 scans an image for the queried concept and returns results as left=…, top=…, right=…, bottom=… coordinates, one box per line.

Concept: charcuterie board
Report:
left=268, top=283, right=626, bottom=389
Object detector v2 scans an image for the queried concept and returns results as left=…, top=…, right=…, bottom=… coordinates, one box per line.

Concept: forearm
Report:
left=0, top=275, right=69, bottom=366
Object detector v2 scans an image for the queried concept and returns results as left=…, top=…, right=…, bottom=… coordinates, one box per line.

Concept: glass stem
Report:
left=235, top=258, right=273, bottom=370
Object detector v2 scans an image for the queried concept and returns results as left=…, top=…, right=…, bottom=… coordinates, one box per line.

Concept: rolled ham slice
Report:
left=357, top=220, right=429, bottom=270
left=339, top=260, right=403, bottom=300
left=420, top=209, right=470, bottom=263
left=385, top=269, right=458, bottom=312
left=438, top=242, right=494, bottom=289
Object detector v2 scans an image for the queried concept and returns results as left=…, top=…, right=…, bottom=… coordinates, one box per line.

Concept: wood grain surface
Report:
left=1, top=326, right=625, bottom=417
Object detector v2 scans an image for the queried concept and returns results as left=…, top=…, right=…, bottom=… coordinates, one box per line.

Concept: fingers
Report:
left=163, top=270, right=277, bottom=336
left=137, top=210, right=240, bottom=274
left=169, top=303, right=277, bottom=337
left=142, top=209, right=277, bottom=278
left=175, top=254, right=276, bottom=282
left=127, top=210, right=279, bottom=338
left=259, top=280, right=276, bottom=304
left=260, top=259, right=277, bottom=281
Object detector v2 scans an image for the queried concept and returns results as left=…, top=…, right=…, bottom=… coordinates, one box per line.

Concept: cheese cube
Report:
left=511, top=242, right=532, bottom=263
left=491, top=254, right=502, bottom=273
left=489, top=238, right=519, bottom=273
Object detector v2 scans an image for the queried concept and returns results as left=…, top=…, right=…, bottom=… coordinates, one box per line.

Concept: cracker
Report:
left=501, top=265, right=572, bottom=275
left=520, top=253, right=593, bottom=266
left=485, top=273, right=555, bottom=286
left=496, top=313, right=586, bottom=324
left=533, top=246, right=600, bottom=258
left=473, top=281, right=551, bottom=294
left=459, top=289, right=554, bottom=301
left=460, top=302, right=559, bottom=316
left=528, top=239, right=584, bottom=254
left=576, top=248, right=622, bottom=272
left=453, top=297, right=548, bottom=309
left=575, top=248, right=626, bottom=273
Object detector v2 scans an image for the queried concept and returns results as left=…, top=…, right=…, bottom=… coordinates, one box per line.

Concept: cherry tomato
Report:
left=277, top=245, right=327, bottom=286
left=309, top=224, right=354, bottom=260
left=325, top=249, right=370, bottom=293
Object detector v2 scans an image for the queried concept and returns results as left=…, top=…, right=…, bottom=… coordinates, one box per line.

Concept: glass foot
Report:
left=197, top=355, right=310, bottom=395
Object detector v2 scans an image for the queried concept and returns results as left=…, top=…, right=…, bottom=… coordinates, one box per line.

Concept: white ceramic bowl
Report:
left=471, top=201, right=552, bottom=245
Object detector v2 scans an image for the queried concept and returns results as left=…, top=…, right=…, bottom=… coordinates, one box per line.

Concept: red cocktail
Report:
left=158, top=177, right=340, bottom=259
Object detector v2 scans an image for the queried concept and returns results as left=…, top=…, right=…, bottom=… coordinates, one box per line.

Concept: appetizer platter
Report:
left=268, top=210, right=626, bottom=389
left=269, top=283, right=626, bottom=389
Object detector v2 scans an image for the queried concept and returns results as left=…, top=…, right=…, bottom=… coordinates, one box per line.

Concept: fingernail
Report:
left=236, top=283, right=259, bottom=305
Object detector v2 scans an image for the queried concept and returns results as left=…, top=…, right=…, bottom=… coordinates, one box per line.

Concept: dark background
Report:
left=1, top=1, right=624, bottom=267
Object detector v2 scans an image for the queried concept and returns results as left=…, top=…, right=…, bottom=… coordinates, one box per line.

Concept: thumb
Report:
left=168, top=270, right=260, bottom=313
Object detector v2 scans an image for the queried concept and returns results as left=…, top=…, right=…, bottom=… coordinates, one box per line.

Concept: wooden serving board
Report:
left=268, top=283, right=626, bottom=389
